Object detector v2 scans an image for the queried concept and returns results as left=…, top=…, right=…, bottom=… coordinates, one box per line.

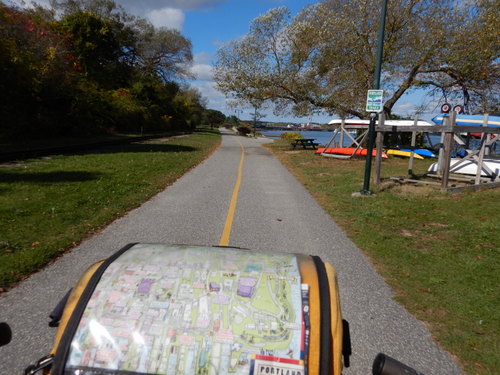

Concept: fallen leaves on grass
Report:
left=426, top=222, right=449, bottom=228
left=401, top=229, right=414, bottom=237
left=474, top=362, right=487, bottom=369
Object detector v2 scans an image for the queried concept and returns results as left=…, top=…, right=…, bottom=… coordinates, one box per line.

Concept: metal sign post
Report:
left=360, top=0, right=389, bottom=195
left=360, top=112, right=378, bottom=194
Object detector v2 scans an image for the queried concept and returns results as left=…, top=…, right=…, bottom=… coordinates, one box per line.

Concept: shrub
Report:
left=237, top=126, right=252, bottom=136
left=280, top=132, right=303, bottom=140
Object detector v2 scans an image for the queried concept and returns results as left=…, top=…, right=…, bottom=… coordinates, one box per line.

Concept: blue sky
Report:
left=15, top=0, right=440, bottom=123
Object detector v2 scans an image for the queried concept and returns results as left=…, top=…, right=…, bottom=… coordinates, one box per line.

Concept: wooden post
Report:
left=374, top=113, right=385, bottom=185
left=407, top=115, right=418, bottom=177
left=339, top=118, right=345, bottom=147
left=485, top=114, right=491, bottom=157
left=441, top=112, right=456, bottom=191
left=475, top=114, right=489, bottom=184
left=437, top=132, right=445, bottom=173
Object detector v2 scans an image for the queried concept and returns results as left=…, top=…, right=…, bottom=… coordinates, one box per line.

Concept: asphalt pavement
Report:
left=0, top=131, right=463, bottom=374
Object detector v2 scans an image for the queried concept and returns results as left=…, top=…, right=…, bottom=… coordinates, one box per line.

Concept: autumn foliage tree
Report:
left=0, top=3, right=77, bottom=135
left=0, top=0, right=205, bottom=139
left=214, top=0, right=499, bottom=119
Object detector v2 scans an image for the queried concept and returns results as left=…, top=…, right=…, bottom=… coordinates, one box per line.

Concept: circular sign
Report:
left=441, top=103, right=451, bottom=113
left=453, top=105, right=464, bottom=114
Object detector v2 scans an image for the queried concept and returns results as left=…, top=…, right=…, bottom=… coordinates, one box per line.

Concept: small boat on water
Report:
left=386, top=149, right=424, bottom=159
left=427, top=158, right=500, bottom=178
left=316, top=147, right=388, bottom=158
left=431, top=114, right=500, bottom=127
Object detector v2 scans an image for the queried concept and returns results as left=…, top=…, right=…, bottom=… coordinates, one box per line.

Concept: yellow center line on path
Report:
left=219, top=139, right=245, bottom=246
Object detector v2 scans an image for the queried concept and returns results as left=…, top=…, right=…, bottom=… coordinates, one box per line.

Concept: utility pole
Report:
left=360, top=0, right=389, bottom=195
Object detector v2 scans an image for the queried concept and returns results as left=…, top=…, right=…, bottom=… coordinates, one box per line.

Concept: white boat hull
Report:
left=428, top=158, right=500, bottom=178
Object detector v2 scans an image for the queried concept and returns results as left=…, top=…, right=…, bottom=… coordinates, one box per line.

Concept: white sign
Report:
left=251, top=355, right=305, bottom=375
left=366, top=90, right=384, bottom=113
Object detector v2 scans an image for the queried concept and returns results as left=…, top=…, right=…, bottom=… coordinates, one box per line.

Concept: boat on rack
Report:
left=427, top=158, right=500, bottom=178
left=386, top=149, right=424, bottom=159
left=431, top=114, right=500, bottom=127
left=328, top=119, right=433, bottom=127
left=316, top=147, right=388, bottom=158
left=399, top=148, right=437, bottom=158
left=319, top=119, right=433, bottom=160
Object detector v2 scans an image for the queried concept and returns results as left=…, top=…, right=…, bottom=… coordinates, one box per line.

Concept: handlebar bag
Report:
left=47, top=243, right=344, bottom=375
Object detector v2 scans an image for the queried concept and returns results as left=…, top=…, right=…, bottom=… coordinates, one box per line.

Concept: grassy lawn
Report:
left=0, top=129, right=220, bottom=290
left=265, top=140, right=498, bottom=375
left=0, top=132, right=146, bottom=153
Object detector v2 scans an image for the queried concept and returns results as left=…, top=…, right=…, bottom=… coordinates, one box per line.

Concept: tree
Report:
left=204, top=109, right=226, bottom=128
left=214, top=0, right=499, bottom=119
left=1, top=0, right=203, bottom=139
left=415, top=0, right=499, bottom=114
left=248, top=104, right=266, bottom=136
left=0, top=3, right=77, bottom=136
left=56, top=10, right=132, bottom=87
left=52, top=0, right=193, bottom=85
left=135, top=24, right=194, bottom=82
left=173, top=86, right=207, bottom=129
left=226, top=115, right=239, bottom=125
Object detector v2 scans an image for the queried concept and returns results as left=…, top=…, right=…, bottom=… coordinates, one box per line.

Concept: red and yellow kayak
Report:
left=316, top=147, right=388, bottom=158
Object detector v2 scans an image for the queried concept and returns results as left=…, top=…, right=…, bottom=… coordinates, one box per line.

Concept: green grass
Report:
left=265, top=140, right=499, bottom=375
left=0, top=129, right=220, bottom=290
left=0, top=131, right=175, bottom=153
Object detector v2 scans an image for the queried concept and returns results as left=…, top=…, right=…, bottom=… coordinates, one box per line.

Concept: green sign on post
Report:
left=366, top=90, right=384, bottom=113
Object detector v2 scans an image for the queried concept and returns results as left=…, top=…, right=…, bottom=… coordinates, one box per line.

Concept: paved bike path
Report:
left=0, top=132, right=462, bottom=374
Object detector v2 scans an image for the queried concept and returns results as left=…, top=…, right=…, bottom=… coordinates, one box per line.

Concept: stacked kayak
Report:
left=315, top=147, right=438, bottom=159
left=400, top=148, right=437, bottom=158
left=316, top=147, right=388, bottom=158
left=386, top=150, right=424, bottom=159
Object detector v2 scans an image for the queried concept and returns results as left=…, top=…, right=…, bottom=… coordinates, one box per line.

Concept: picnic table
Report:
left=290, top=138, right=319, bottom=149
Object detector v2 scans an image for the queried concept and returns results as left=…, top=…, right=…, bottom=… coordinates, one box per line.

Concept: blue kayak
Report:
left=400, top=148, right=437, bottom=158
left=432, top=114, right=500, bottom=127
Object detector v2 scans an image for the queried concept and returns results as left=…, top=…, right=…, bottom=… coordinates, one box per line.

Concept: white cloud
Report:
left=190, top=64, right=213, bottom=81
left=191, top=81, right=226, bottom=109
left=191, top=52, right=215, bottom=80
left=118, top=0, right=227, bottom=11
left=10, top=0, right=51, bottom=9
left=11, top=0, right=226, bottom=17
left=194, top=52, right=214, bottom=64
left=146, top=8, right=185, bottom=30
